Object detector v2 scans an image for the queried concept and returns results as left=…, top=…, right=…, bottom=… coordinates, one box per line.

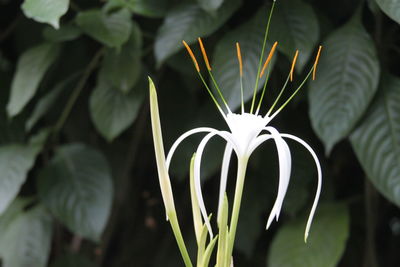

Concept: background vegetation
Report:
left=0, top=0, right=400, bottom=266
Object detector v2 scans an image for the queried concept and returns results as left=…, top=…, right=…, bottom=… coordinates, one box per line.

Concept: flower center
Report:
left=225, top=113, right=269, bottom=155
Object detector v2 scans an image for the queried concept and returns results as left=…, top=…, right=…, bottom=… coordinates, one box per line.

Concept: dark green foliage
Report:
left=0, top=0, right=400, bottom=266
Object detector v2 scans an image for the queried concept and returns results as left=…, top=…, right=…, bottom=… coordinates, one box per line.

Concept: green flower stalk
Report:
left=149, top=0, right=323, bottom=265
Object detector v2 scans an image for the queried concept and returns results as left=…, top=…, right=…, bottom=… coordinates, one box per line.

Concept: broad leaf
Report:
left=350, top=75, right=400, bottom=207
left=270, top=0, right=319, bottom=71
left=0, top=206, right=53, bottom=267
left=37, top=144, right=113, bottom=241
left=89, top=80, right=144, bottom=141
left=0, top=198, right=31, bottom=234
left=308, top=15, right=380, bottom=154
left=268, top=203, right=350, bottom=267
left=212, top=5, right=273, bottom=111
left=0, top=144, right=40, bottom=215
left=197, top=0, right=224, bottom=13
left=154, top=0, right=240, bottom=65
left=375, top=0, right=400, bottom=24
left=7, top=43, right=60, bottom=117
left=43, top=23, right=82, bottom=42
left=76, top=8, right=132, bottom=48
left=21, top=0, right=69, bottom=29
left=98, top=23, right=142, bottom=94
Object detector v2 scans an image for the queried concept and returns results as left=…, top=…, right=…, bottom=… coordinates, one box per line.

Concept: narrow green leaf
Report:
left=201, top=235, right=218, bottom=267
left=37, top=144, right=113, bottom=242
left=21, top=0, right=69, bottom=29
left=89, top=80, right=144, bottom=141
left=0, top=206, right=53, bottom=267
left=0, top=144, right=40, bottom=215
left=270, top=0, right=319, bottom=70
left=154, top=0, right=241, bottom=65
left=76, top=8, right=132, bottom=48
left=308, top=16, right=380, bottom=154
left=98, top=23, right=142, bottom=94
left=190, top=153, right=202, bottom=244
left=350, top=74, right=400, bottom=207
left=216, top=195, right=228, bottom=267
left=197, top=0, right=224, bottom=13
left=212, top=5, right=273, bottom=111
left=7, top=43, right=60, bottom=117
left=375, top=0, right=400, bottom=24
left=268, top=203, right=350, bottom=267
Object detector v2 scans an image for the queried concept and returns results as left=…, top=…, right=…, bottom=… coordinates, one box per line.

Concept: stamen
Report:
left=182, top=40, right=200, bottom=72
left=236, top=42, right=244, bottom=113
left=236, top=43, right=243, bottom=77
left=312, top=45, right=322, bottom=80
left=198, top=37, right=212, bottom=71
left=260, top=41, right=278, bottom=78
left=289, top=50, right=299, bottom=82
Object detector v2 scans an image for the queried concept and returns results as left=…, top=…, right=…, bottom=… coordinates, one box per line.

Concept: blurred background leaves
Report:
left=0, top=0, right=400, bottom=266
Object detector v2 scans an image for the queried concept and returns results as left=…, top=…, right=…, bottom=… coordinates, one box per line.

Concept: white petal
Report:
left=281, top=133, right=322, bottom=242
left=248, top=134, right=273, bottom=155
left=217, top=144, right=233, bottom=225
left=194, top=131, right=234, bottom=239
left=264, top=127, right=292, bottom=229
left=166, top=127, right=215, bottom=170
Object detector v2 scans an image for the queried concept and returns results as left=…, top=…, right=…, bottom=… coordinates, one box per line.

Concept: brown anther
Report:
left=182, top=40, right=200, bottom=72
left=313, top=45, right=322, bottom=80
left=260, top=41, right=278, bottom=78
left=290, top=50, right=299, bottom=82
left=236, top=42, right=243, bottom=77
left=198, top=37, right=211, bottom=71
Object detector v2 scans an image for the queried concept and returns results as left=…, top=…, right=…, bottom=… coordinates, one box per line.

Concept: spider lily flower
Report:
left=150, top=2, right=323, bottom=264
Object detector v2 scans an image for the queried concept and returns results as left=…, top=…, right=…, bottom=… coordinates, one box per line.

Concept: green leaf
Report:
left=26, top=73, right=78, bottom=131
left=37, top=144, right=113, bottom=241
left=89, top=80, right=144, bottom=141
left=154, top=0, right=241, bottom=65
left=350, top=75, right=400, bottom=207
left=0, top=206, right=53, bottom=267
left=126, top=0, right=171, bottom=18
left=76, top=8, right=132, bottom=48
left=21, top=0, right=69, bottom=29
left=0, top=198, right=31, bottom=234
left=0, top=144, right=40, bottom=215
left=7, top=43, right=60, bottom=117
left=211, top=5, right=273, bottom=111
left=270, top=0, right=319, bottom=70
left=43, top=23, right=82, bottom=42
left=197, top=0, right=224, bottom=13
left=98, top=23, right=142, bottom=94
left=308, top=16, right=380, bottom=155
left=375, top=0, right=400, bottom=24
left=268, top=203, right=350, bottom=267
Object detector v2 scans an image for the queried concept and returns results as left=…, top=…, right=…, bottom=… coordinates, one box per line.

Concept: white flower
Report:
left=159, top=38, right=323, bottom=243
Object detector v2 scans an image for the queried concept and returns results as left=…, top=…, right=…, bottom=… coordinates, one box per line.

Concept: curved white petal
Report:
left=264, top=127, right=292, bottom=229
left=194, top=131, right=234, bottom=239
left=217, top=144, right=233, bottom=225
left=248, top=134, right=273, bottom=155
left=280, top=133, right=322, bottom=242
left=166, top=127, right=215, bottom=170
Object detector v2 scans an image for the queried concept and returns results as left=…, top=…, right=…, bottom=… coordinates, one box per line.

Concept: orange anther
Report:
left=236, top=42, right=243, bottom=77
left=198, top=37, right=211, bottom=71
left=182, top=40, right=200, bottom=72
left=313, top=45, right=322, bottom=80
left=290, top=50, right=299, bottom=82
left=260, top=41, right=278, bottom=78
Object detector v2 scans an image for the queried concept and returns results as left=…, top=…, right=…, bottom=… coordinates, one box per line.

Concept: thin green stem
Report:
left=198, top=72, right=226, bottom=118
left=270, top=66, right=314, bottom=119
left=250, top=0, right=276, bottom=114
left=169, top=212, right=193, bottom=267
left=240, top=74, right=244, bottom=114
left=267, top=72, right=291, bottom=116
left=256, top=66, right=272, bottom=115
left=227, top=157, right=249, bottom=260
left=209, top=70, right=231, bottom=113
left=53, top=48, right=105, bottom=134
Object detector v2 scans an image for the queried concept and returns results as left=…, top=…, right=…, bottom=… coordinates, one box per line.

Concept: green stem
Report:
left=169, top=212, right=193, bottom=267
left=227, top=157, right=249, bottom=260
left=53, top=48, right=104, bottom=134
